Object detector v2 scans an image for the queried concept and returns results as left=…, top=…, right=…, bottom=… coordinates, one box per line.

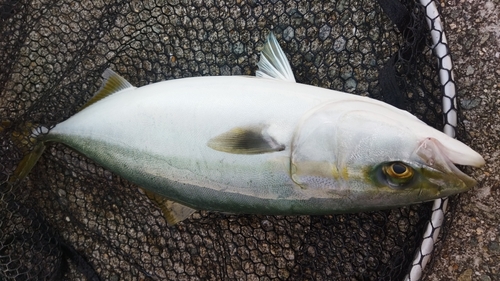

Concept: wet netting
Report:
left=0, top=0, right=461, bottom=280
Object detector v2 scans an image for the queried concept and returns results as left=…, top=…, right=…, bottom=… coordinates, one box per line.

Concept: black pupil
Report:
left=392, top=163, right=407, bottom=175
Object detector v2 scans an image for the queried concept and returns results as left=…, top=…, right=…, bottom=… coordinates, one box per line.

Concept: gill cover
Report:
left=290, top=99, right=414, bottom=188
left=290, top=100, right=360, bottom=189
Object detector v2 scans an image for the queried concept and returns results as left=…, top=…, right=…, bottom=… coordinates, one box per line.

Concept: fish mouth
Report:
left=415, top=138, right=478, bottom=194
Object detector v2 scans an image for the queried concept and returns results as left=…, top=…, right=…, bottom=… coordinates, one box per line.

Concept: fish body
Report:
left=32, top=34, right=483, bottom=223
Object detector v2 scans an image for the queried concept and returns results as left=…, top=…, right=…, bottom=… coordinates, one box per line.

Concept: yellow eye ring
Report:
left=384, top=162, right=413, bottom=179
left=371, top=162, right=415, bottom=189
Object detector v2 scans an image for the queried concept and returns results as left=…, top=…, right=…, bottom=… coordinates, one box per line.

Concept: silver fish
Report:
left=16, top=33, right=484, bottom=224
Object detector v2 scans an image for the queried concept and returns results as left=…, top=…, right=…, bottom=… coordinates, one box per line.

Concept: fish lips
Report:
left=415, top=137, right=479, bottom=196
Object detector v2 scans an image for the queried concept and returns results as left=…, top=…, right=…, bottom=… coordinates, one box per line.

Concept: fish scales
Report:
left=13, top=33, right=483, bottom=224
left=48, top=77, right=369, bottom=214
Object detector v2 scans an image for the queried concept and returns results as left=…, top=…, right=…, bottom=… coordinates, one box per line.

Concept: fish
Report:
left=12, top=33, right=484, bottom=225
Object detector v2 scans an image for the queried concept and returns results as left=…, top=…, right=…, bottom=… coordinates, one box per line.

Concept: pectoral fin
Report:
left=207, top=125, right=285, bottom=154
left=142, top=189, right=197, bottom=226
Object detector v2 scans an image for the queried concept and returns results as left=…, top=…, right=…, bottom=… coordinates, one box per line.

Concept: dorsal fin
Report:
left=80, top=68, right=135, bottom=110
left=256, top=33, right=296, bottom=82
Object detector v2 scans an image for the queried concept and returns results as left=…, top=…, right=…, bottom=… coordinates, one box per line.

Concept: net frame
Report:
left=406, top=0, right=458, bottom=279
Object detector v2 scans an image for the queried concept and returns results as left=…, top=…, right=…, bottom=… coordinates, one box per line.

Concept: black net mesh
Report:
left=0, top=0, right=459, bottom=280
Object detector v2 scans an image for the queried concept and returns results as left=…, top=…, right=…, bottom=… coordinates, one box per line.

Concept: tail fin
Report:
left=10, top=142, right=46, bottom=183
left=1, top=120, right=47, bottom=183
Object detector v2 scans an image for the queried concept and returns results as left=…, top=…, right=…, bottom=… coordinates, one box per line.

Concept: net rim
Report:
left=407, top=1, right=457, bottom=280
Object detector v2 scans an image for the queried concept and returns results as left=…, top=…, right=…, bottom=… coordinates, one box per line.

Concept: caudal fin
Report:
left=10, top=142, right=46, bottom=183
left=1, top=120, right=47, bottom=183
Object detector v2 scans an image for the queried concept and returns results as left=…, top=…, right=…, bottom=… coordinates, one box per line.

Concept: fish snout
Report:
left=415, top=137, right=480, bottom=193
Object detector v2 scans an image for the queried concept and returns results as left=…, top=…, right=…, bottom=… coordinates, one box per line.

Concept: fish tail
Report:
left=1, top=120, right=48, bottom=183
left=10, top=142, right=46, bottom=183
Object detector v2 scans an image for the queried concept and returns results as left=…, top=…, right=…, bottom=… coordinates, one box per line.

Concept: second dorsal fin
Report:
left=256, top=33, right=296, bottom=82
left=80, top=68, right=136, bottom=110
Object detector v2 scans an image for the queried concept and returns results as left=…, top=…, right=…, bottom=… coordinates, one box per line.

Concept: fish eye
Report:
left=386, top=162, right=412, bottom=178
left=381, top=162, right=414, bottom=189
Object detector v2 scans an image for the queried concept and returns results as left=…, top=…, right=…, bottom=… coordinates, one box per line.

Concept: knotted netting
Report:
left=1, top=0, right=462, bottom=280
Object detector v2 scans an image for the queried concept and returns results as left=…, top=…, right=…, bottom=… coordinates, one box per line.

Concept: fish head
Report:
left=367, top=137, right=480, bottom=200
left=290, top=99, right=484, bottom=209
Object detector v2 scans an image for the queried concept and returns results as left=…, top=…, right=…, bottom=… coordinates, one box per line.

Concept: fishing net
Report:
left=0, top=0, right=461, bottom=280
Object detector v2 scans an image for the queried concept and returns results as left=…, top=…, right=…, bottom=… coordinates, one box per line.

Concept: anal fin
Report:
left=142, top=189, right=196, bottom=226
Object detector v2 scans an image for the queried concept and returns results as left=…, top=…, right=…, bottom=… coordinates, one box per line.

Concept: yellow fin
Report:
left=10, top=142, right=46, bottom=183
left=2, top=120, right=45, bottom=183
left=207, top=125, right=285, bottom=154
left=80, top=68, right=135, bottom=111
left=142, top=189, right=196, bottom=226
